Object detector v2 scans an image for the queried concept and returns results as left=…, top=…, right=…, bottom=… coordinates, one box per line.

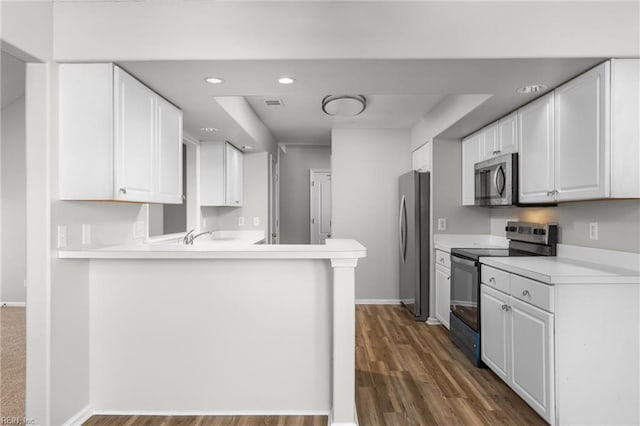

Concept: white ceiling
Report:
left=1, top=51, right=26, bottom=109
left=120, top=58, right=603, bottom=148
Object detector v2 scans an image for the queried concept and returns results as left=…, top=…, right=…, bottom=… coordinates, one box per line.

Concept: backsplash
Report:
left=490, top=199, right=640, bottom=253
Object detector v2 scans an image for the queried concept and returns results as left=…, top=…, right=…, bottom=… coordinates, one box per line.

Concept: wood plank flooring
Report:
left=83, top=305, right=545, bottom=426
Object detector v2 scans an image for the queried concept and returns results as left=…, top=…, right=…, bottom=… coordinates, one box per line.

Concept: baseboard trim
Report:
left=91, top=409, right=330, bottom=417
left=355, top=299, right=400, bottom=305
left=426, top=317, right=442, bottom=326
left=0, top=301, right=26, bottom=307
left=63, top=404, right=92, bottom=426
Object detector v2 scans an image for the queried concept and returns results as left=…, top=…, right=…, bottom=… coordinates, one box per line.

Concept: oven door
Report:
left=474, top=154, right=515, bottom=206
left=450, top=254, right=480, bottom=332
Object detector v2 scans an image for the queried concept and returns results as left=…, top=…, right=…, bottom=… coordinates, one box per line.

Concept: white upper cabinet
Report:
left=481, top=123, right=499, bottom=160
left=462, top=132, right=483, bottom=206
left=554, top=62, right=609, bottom=201
left=518, top=92, right=556, bottom=204
left=59, top=63, right=183, bottom=204
left=498, top=112, right=518, bottom=155
left=200, top=141, right=244, bottom=207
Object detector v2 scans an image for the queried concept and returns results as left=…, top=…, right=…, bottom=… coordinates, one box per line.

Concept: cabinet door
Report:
left=434, top=265, right=451, bottom=329
left=480, top=285, right=510, bottom=381
left=156, top=97, right=183, bottom=204
left=510, top=297, right=555, bottom=424
left=225, top=143, right=243, bottom=206
left=555, top=62, right=610, bottom=201
left=498, top=112, right=518, bottom=155
left=518, top=93, right=555, bottom=204
left=462, top=133, right=482, bottom=206
left=114, top=67, right=156, bottom=202
left=199, top=141, right=225, bottom=206
left=481, top=124, right=499, bottom=160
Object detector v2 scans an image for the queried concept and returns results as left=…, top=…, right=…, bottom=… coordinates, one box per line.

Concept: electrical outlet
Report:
left=238, top=216, right=245, bottom=226
left=253, top=217, right=260, bottom=226
left=81, top=224, right=92, bottom=245
left=133, top=221, right=145, bottom=239
left=589, top=222, right=598, bottom=240
left=437, top=218, right=447, bottom=231
left=57, top=225, right=67, bottom=248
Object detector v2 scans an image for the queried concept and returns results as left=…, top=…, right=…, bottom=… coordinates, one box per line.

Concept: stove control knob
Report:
left=533, top=229, right=546, bottom=235
left=505, top=226, right=517, bottom=232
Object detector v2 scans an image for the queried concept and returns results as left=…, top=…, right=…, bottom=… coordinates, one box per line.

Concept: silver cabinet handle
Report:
left=506, top=305, right=511, bottom=312
left=440, top=257, right=445, bottom=263
left=489, top=277, right=495, bottom=283
left=501, top=304, right=507, bottom=310
left=447, top=276, right=450, bottom=281
left=119, top=188, right=127, bottom=194
left=522, top=289, right=531, bottom=297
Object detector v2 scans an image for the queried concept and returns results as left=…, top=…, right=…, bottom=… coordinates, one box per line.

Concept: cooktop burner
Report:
left=450, top=247, right=535, bottom=261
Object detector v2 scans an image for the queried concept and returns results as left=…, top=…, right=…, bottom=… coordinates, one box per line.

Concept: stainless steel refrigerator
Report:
left=398, top=171, right=430, bottom=321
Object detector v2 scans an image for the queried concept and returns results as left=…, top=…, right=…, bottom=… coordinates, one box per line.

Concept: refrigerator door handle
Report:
left=399, top=195, right=407, bottom=263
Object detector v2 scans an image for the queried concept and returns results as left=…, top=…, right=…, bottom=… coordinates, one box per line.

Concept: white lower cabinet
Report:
left=434, top=263, right=450, bottom=329
left=481, top=281, right=555, bottom=424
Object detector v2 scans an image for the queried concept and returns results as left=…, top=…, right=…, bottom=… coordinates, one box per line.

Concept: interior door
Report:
left=310, top=170, right=331, bottom=244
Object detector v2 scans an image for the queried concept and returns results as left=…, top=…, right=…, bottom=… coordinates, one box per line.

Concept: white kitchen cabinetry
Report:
left=480, top=123, right=498, bottom=160
left=498, top=112, right=518, bottom=155
left=59, top=63, right=183, bottom=203
left=481, top=278, right=555, bottom=424
left=461, top=133, right=482, bottom=206
left=518, top=92, right=556, bottom=204
left=200, top=141, right=244, bottom=207
left=434, top=250, right=451, bottom=329
left=554, top=62, right=609, bottom=201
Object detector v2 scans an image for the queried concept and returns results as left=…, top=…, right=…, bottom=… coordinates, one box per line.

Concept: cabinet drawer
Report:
left=511, top=274, right=554, bottom=313
left=435, top=250, right=451, bottom=269
left=481, top=265, right=510, bottom=294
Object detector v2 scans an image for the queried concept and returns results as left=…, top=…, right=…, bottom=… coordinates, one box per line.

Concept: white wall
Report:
left=279, top=145, right=331, bottom=244
left=52, top=2, right=639, bottom=61
left=201, top=152, right=269, bottom=232
left=332, top=129, right=411, bottom=300
left=1, top=97, right=26, bottom=304
left=490, top=201, right=640, bottom=253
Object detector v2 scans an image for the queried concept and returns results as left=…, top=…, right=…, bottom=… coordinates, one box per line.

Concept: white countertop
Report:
left=481, top=256, right=640, bottom=285
left=434, top=234, right=508, bottom=253
left=58, top=238, right=367, bottom=260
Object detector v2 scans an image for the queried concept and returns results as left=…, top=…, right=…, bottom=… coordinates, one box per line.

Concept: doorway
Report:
left=0, top=49, right=27, bottom=421
left=309, top=169, right=331, bottom=244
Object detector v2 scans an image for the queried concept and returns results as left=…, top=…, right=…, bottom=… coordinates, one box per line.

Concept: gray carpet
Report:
left=0, top=306, right=25, bottom=420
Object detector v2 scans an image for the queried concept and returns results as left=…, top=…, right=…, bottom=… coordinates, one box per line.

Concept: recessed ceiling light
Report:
left=205, top=77, right=225, bottom=85
left=201, top=127, right=219, bottom=132
left=517, top=84, right=548, bottom=94
left=278, top=77, right=295, bottom=85
left=242, top=145, right=253, bottom=150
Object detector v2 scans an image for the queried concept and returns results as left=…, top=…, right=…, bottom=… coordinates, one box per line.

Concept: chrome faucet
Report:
left=182, top=229, right=213, bottom=245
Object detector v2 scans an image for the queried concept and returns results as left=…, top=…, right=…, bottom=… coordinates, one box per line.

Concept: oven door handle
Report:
left=451, top=255, right=477, bottom=267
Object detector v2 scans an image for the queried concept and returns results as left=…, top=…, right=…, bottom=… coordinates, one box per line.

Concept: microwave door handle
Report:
left=495, top=165, right=506, bottom=195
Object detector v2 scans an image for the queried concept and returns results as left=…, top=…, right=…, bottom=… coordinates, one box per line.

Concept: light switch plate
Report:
left=437, top=218, right=447, bottom=231
left=238, top=216, right=245, bottom=226
left=57, top=225, right=67, bottom=248
left=589, top=222, right=598, bottom=240
left=253, top=217, right=260, bottom=226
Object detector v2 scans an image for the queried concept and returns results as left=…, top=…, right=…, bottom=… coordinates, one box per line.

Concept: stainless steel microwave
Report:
left=474, top=153, right=518, bottom=206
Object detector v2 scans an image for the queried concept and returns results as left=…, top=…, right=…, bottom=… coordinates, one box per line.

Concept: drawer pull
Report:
left=489, top=277, right=495, bottom=283
left=440, top=258, right=444, bottom=263
left=522, top=289, right=531, bottom=297
left=501, top=304, right=507, bottom=310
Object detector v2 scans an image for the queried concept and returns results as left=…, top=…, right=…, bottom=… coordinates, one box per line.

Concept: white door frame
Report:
left=309, top=169, right=331, bottom=244
left=268, top=153, right=279, bottom=244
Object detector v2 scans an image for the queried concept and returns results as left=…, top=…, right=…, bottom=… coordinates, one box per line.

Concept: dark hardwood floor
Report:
left=83, top=305, right=545, bottom=426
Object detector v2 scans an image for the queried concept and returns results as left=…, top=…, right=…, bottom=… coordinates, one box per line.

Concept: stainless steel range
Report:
left=448, top=221, right=558, bottom=366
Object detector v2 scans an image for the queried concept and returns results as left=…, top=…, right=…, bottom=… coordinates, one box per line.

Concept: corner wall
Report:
left=279, top=145, right=331, bottom=244
left=332, top=128, right=410, bottom=300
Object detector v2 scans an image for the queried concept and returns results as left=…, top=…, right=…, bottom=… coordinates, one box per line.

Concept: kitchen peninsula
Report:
left=59, top=239, right=366, bottom=426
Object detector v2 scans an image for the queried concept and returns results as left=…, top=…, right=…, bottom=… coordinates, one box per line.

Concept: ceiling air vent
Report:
left=264, top=99, right=283, bottom=107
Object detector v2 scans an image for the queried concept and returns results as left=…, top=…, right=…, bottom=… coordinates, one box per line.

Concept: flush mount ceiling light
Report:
left=517, top=84, right=548, bottom=94
left=200, top=127, right=219, bottom=132
left=205, top=77, right=225, bottom=85
left=322, top=95, right=367, bottom=117
left=278, top=77, right=295, bottom=85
